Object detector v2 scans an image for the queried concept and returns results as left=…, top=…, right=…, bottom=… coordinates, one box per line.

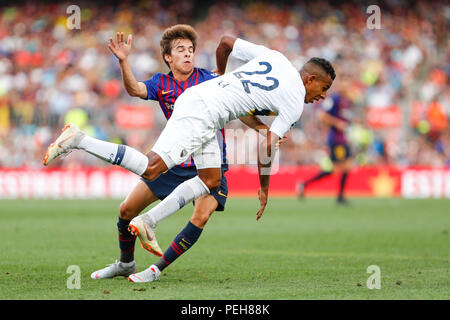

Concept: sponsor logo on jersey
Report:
left=165, top=102, right=174, bottom=110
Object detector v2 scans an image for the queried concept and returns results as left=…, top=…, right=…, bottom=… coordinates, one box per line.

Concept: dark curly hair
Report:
left=307, top=57, right=336, bottom=80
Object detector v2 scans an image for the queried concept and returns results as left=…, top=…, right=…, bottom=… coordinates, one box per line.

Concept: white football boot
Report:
left=90, top=260, right=137, bottom=279
left=42, top=123, right=85, bottom=166
left=128, top=264, right=161, bottom=283
left=128, top=216, right=163, bottom=257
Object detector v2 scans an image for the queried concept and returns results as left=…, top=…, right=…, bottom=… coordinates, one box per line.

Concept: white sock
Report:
left=141, top=176, right=210, bottom=227
left=119, top=261, right=134, bottom=267
left=78, top=136, right=149, bottom=176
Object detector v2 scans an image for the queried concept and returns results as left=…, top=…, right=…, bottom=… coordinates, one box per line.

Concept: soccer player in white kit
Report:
left=43, top=36, right=335, bottom=282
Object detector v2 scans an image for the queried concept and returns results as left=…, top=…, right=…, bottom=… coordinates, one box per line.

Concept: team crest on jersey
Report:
left=180, top=149, right=187, bottom=158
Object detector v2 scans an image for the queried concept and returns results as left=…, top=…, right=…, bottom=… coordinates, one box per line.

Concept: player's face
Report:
left=165, top=38, right=195, bottom=75
left=304, top=74, right=333, bottom=104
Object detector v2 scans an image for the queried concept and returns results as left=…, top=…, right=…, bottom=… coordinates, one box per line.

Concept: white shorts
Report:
left=152, top=90, right=222, bottom=170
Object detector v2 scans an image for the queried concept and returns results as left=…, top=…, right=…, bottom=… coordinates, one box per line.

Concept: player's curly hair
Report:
left=308, top=57, right=336, bottom=80
left=160, top=24, right=199, bottom=69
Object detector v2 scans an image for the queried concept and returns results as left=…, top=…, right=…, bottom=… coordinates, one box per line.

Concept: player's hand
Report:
left=256, top=187, right=268, bottom=221
left=276, top=135, right=287, bottom=148
left=108, top=32, right=132, bottom=62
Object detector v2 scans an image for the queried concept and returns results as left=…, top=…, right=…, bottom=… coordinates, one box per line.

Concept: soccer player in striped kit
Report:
left=297, top=75, right=353, bottom=204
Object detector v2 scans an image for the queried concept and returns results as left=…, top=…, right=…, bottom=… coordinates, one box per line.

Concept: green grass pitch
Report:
left=0, top=197, right=448, bottom=299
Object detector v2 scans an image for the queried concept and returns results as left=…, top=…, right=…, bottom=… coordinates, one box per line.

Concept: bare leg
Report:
left=197, top=167, right=222, bottom=191
left=119, top=180, right=159, bottom=220
left=190, top=194, right=219, bottom=228
left=140, top=151, right=169, bottom=181
left=117, top=180, right=159, bottom=263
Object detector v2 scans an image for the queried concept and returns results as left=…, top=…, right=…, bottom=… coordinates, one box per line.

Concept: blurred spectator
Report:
left=0, top=0, right=448, bottom=168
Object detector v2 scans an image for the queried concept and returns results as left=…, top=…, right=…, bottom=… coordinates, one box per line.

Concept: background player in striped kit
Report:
left=297, top=74, right=353, bottom=204
left=89, top=25, right=271, bottom=279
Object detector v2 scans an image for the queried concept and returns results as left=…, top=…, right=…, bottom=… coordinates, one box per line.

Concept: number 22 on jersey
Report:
left=233, top=61, right=279, bottom=94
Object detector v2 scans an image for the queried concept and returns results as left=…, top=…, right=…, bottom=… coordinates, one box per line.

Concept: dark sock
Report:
left=338, top=171, right=348, bottom=200
left=155, top=221, right=203, bottom=271
left=117, top=217, right=136, bottom=263
left=303, top=171, right=331, bottom=187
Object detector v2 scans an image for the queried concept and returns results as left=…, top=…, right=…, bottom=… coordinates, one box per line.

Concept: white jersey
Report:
left=189, top=38, right=306, bottom=138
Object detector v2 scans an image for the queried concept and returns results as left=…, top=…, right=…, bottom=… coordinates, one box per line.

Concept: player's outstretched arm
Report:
left=215, top=35, right=236, bottom=75
left=319, top=110, right=347, bottom=132
left=239, top=115, right=269, bottom=135
left=256, top=131, right=280, bottom=221
left=239, top=116, right=288, bottom=147
left=108, top=32, right=147, bottom=99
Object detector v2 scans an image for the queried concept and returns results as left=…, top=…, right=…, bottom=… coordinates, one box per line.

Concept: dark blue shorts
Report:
left=141, top=165, right=228, bottom=211
left=329, top=143, right=351, bottom=163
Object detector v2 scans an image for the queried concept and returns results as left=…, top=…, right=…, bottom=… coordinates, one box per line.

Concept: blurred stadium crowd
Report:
left=0, top=0, right=448, bottom=169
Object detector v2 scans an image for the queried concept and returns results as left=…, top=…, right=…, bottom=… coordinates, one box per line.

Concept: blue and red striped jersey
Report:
left=142, top=68, right=227, bottom=169
left=322, top=93, right=351, bottom=145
